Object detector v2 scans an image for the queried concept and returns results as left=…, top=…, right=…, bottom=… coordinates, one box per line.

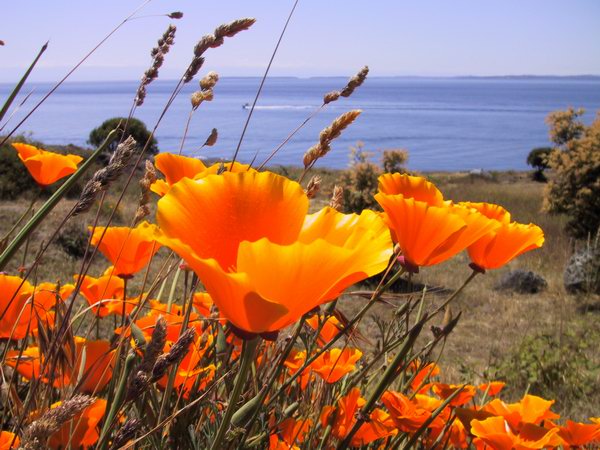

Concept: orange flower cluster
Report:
left=376, top=173, right=544, bottom=272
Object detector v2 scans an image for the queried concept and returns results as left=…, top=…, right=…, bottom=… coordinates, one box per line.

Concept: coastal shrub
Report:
left=544, top=108, right=600, bottom=239
left=338, top=142, right=409, bottom=213
left=527, top=146, right=553, bottom=182
left=489, top=326, right=600, bottom=414
left=56, top=223, right=88, bottom=258
left=89, top=117, right=158, bottom=163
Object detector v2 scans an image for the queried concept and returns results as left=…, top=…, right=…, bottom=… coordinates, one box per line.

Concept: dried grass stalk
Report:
left=305, top=175, right=322, bottom=199
left=303, top=110, right=362, bottom=167
left=73, top=136, right=138, bottom=216
left=133, top=160, right=157, bottom=225
left=185, top=18, right=256, bottom=83
left=323, top=66, right=369, bottom=104
left=136, top=25, right=177, bottom=106
left=329, top=185, right=344, bottom=210
left=20, top=395, right=95, bottom=449
left=150, top=327, right=196, bottom=382
left=203, top=128, right=218, bottom=147
left=110, top=418, right=143, bottom=450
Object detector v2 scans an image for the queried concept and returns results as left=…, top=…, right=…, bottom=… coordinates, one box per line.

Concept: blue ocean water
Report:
left=1, top=77, right=599, bottom=170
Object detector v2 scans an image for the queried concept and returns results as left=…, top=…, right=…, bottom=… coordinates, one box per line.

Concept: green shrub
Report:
left=89, top=117, right=158, bottom=163
left=56, top=223, right=88, bottom=258
left=544, top=108, right=600, bottom=239
left=526, top=147, right=553, bottom=182
left=488, top=325, right=600, bottom=415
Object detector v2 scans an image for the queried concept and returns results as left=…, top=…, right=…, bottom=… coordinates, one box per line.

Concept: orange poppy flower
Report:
left=431, top=383, right=477, bottom=407
left=157, top=333, right=215, bottom=397
left=12, top=143, right=83, bottom=187
left=0, top=274, right=36, bottom=339
left=306, top=314, right=345, bottom=345
left=151, top=153, right=208, bottom=196
left=284, top=349, right=313, bottom=390
left=311, top=347, right=362, bottom=383
left=269, top=417, right=312, bottom=449
left=89, top=221, right=161, bottom=278
left=74, top=267, right=128, bottom=317
left=47, top=398, right=106, bottom=449
left=321, top=388, right=396, bottom=446
left=151, top=153, right=250, bottom=196
left=375, top=173, right=498, bottom=269
left=381, top=390, right=435, bottom=433
left=482, top=395, right=559, bottom=431
left=0, top=431, right=19, bottom=450
left=156, top=171, right=392, bottom=335
left=471, top=416, right=562, bottom=450
left=407, top=360, right=440, bottom=393
left=555, top=420, right=600, bottom=448
left=478, top=381, right=506, bottom=397
left=5, top=337, right=115, bottom=394
left=118, top=300, right=202, bottom=344
left=192, top=292, right=214, bottom=318
left=461, top=202, right=544, bottom=271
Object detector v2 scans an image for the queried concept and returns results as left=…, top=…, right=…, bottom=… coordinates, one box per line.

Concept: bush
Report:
left=544, top=108, right=600, bottom=239
left=56, top=223, right=88, bottom=258
left=338, top=143, right=409, bottom=213
left=526, top=147, right=552, bottom=182
left=489, top=326, right=600, bottom=414
left=89, top=117, right=158, bottom=163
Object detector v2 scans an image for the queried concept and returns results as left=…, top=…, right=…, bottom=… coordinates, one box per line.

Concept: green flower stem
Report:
left=336, top=314, right=427, bottom=450
left=210, top=337, right=260, bottom=450
left=0, top=129, right=117, bottom=271
left=97, top=351, right=136, bottom=450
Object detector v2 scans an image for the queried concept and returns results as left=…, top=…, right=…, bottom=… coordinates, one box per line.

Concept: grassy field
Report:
left=1, top=163, right=598, bottom=420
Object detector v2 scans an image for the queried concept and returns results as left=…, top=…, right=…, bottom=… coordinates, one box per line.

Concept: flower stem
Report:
left=210, top=337, right=260, bottom=450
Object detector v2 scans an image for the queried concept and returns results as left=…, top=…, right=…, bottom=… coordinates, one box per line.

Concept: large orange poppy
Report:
left=151, top=152, right=250, bottom=196
left=89, top=221, right=161, bottom=278
left=375, top=173, right=499, bottom=269
left=156, top=170, right=393, bottom=335
left=460, top=202, right=544, bottom=271
left=5, top=337, right=115, bottom=394
left=12, top=142, right=83, bottom=187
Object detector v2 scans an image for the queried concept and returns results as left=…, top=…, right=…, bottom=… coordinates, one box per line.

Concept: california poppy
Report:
left=47, top=398, right=106, bottom=449
left=5, top=337, right=115, bottom=394
left=431, top=383, right=477, bottom=407
left=0, top=431, right=19, bottom=450
left=311, top=347, right=362, bottom=383
left=478, top=381, right=506, bottom=397
left=151, top=153, right=208, bottom=196
left=306, top=314, right=345, bottom=345
left=269, top=417, right=312, bottom=450
left=381, top=390, right=435, bottom=433
left=321, top=388, right=396, bottom=446
left=151, top=153, right=250, bottom=196
left=482, top=395, right=559, bottom=431
left=89, top=221, right=161, bottom=278
left=74, top=266, right=127, bottom=317
left=12, top=142, right=83, bottom=187
left=284, top=349, right=313, bottom=390
left=375, top=173, right=498, bottom=269
left=156, top=170, right=392, bottom=334
left=470, top=416, right=562, bottom=450
left=555, top=420, right=600, bottom=448
left=0, top=274, right=35, bottom=339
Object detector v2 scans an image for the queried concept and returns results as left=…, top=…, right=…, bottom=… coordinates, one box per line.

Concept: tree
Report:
left=544, top=108, right=600, bottom=239
left=88, top=117, right=158, bottom=162
left=526, top=147, right=553, bottom=182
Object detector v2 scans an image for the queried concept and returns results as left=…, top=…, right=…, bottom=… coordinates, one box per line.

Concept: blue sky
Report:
left=1, top=0, right=600, bottom=81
